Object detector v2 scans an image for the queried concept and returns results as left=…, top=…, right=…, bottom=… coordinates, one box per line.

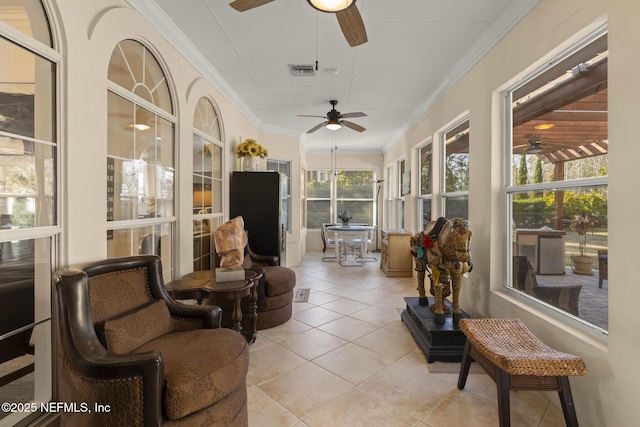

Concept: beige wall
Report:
left=52, top=0, right=297, bottom=274
left=382, top=0, right=638, bottom=425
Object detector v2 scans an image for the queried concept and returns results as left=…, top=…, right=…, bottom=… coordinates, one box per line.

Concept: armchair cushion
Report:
left=103, top=300, right=173, bottom=354
left=134, top=328, right=248, bottom=420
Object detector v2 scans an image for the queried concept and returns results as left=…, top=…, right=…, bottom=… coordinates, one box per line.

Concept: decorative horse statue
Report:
left=411, top=217, right=473, bottom=323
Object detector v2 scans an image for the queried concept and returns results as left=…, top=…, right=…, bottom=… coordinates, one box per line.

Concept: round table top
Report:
left=165, top=278, right=211, bottom=291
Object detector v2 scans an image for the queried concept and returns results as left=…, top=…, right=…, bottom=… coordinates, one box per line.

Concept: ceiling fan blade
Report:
left=306, top=122, right=327, bottom=133
left=336, top=6, right=368, bottom=47
left=229, top=0, right=275, bottom=12
left=340, top=112, right=367, bottom=119
left=297, top=115, right=328, bottom=119
left=342, top=120, right=366, bottom=132
left=540, top=141, right=576, bottom=149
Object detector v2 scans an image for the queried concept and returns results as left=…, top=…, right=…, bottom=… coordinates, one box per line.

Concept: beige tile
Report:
left=348, top=304, right=402, bottom=326
left=322, top=284, right=364, bottom=296
left=248, top=387, right=300, bottom=427
left=292, top=306, right=344, bottom=327
left=306, top=290, right=341, bottom=305
left=259, top=362, right=353, bottom=419
left=247, top=343, right=307, bottom=385
left=421, top=389, right=499, bottom=426
left=384, top=319, right=413, bottom=336
left=258, top=318, right=312, bottom=342
left=278, top=328, right=348, bottom=360
left=353, top=327, right=417, bottom=362
left=313, top=343, right=389, bottom=384
left=291, top=302, right=313, bottom=313
left=541, top=401, right=567, bottom=427
left=510, top=389, right=552, bottom=421
left=246, top=252, right=555, bottom=426
left=320, top=298, right=369, bottom=315
left=303, top=386, right=422, bottom=427
left=352, top=359, right=454, bottom=419
left=317, top=315, right=379, bottom=341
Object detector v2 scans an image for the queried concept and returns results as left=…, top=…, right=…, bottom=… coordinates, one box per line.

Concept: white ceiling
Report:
left=128, top=0, right=538, bottom=154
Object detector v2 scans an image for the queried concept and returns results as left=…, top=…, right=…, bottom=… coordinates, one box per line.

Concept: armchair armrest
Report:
left=245, top=243, right=279, bottom=266
left=165, top=300, right=222, bottom=329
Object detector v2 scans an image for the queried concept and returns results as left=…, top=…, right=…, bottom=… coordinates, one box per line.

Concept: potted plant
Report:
left=337, top=210, right=353, bottom=225
left=570, top=213, right=595, bottom=275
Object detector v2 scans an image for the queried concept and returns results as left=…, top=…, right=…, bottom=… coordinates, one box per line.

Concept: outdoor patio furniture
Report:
left=598, top=249, right=608, bottom=288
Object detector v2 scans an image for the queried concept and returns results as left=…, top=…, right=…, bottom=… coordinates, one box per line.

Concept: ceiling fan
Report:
left=514, top=135, right=576, bottom=154
left=229, top=0, right=368, bottom=47
left=297, top=100, right=367, bottom=133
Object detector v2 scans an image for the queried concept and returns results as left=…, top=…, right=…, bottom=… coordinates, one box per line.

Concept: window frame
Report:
left=441, top=118, right=470, bottom=220
left=192, top=96, right=224, bottom=271
left=0, top=3, right=61, bottom=425
left=106, top=40, right=176, bottom=280
left=416, top=139, right=433, bottom=231
left=502, top=26, right=608, bottom=331
left=305, top=168, right=376, bottom=229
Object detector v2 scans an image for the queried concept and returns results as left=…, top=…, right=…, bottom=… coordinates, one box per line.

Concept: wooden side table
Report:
left=165, top=278, right=211, bottom=305
left=180, top=270, right=260, bottom=343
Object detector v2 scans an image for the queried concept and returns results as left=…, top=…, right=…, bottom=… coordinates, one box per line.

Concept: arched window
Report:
left=0, top=1, right=59, bottom=425
left=192, top=97, right=223, bottom=270
left=106, top=39, right=175, bottom=278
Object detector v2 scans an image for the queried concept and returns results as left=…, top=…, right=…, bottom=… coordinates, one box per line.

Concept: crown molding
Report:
left=125, top=0, right=262, bottom=128
left=383, top=0, right=540, bottom=154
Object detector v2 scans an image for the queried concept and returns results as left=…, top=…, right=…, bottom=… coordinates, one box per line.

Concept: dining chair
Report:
left=321, top=223, right=339, bottom=262
left=337, top=229, right=366, bottom=266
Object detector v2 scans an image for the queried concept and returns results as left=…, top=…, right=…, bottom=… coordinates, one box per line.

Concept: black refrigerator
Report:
left=229, top=171, right=285, bottom=266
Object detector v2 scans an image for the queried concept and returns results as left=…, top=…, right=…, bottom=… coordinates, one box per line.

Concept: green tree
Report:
left=516, top=155, right=528, bottom=199
left=533, top=158, right=543, bottom=197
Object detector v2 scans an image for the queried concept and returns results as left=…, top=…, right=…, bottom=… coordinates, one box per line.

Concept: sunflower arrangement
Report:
left=235, top=138, right=268, bottom=158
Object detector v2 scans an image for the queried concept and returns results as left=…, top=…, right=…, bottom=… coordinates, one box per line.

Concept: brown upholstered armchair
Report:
left=54, top=255, right=249, bottom=426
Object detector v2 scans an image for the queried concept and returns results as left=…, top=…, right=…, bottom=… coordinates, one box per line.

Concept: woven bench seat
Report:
left=457, top=318, right=586, bottom=427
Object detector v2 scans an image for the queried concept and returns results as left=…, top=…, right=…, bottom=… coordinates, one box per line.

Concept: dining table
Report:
left=326, top=224, right=375, bottom=266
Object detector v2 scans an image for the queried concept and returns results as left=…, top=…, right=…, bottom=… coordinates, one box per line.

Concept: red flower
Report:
left=422, top=236, right=434, bottom=249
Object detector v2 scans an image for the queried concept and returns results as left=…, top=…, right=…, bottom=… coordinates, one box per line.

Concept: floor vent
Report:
left=289, top=64, right=316, bottom=77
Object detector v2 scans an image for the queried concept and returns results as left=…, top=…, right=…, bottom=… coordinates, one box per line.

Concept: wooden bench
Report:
left=457, top=318, right=587, bottom=427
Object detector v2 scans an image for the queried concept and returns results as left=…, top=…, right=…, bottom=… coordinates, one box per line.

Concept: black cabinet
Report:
left=229, top=171, right=285, bottom=266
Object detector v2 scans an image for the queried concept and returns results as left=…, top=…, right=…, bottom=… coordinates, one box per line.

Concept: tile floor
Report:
left=246, top=251, right=567, bottom=426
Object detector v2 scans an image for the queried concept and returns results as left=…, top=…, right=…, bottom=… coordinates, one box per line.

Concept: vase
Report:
left=242, top=156, right=261, bottom=171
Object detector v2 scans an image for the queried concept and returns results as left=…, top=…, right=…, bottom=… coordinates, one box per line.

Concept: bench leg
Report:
left=497, top=370, right=511, bottom=427
left=558, top=376, right=579, bottom=427
left=457, top=340, right=473, bottom=390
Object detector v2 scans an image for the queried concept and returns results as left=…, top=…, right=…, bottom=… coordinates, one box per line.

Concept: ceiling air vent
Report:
left=289, top=64, right=316, bottom=77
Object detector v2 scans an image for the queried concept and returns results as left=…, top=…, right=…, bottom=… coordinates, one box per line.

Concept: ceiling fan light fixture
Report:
left=526, top=145, right=543, bottom=154
left=534, top=123, right=555, bottom=130
left=128, top=123, right=151, bottom=131
left=307, top=0, right=354, bottom=13
left=325, top=119, right=343, bottom=130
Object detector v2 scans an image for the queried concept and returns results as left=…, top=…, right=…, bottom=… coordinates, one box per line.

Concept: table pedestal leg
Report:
left=247, top=282, right=258, bottom=343
left=232, top=294, right=243, bottom=332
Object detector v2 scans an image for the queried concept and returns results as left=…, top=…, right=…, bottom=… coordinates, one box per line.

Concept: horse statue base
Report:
left=401, top=296, right=469, bottom=362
